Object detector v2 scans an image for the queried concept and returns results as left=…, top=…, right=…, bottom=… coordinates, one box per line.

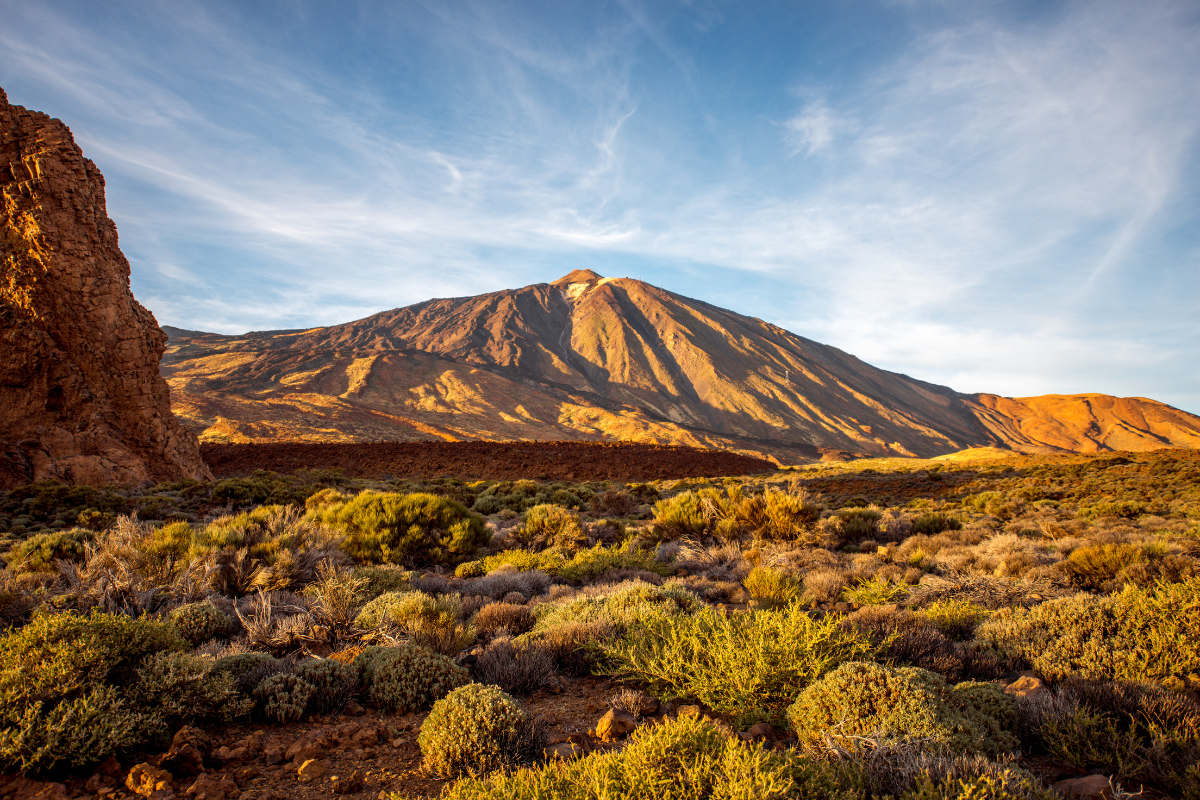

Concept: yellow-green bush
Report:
left=843, top=575, right=906, bottom=605
left=356, top=590, right=475, bottom=655
left=1063, top=542, right=1153, bottom=591
left=530, top=581, right=698, bottom=635
left=254, top=672, right=316, bottom=723
left=743, top=566, right=804, bottom=608
left=603, top=603, right=875, bottom=726
left=465, top=542, right=670, bottom=583
left=296, top=658, right=358, bottom=713
left=311, top=490, right=489, bottom=567
left=920, top=599, right=990, bottom=641
left=0, top=611, right=187, bottom=773
left=516, top=504, right=585, bottom=549
left=355, top=644, right=470, bottom=712
left=418, top=684, right=540, bottom=777
left=8, top=528, right=94, bottom=572
left=785, top=662, right=1018, bottom=756
left=169, top=601, right=235, bottom=645
left=976, top=577, right=1200, bottom=688
left=418, top=714, right=859, bottom=800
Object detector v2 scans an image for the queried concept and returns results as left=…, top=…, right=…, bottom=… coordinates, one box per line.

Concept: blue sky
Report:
left=3, top=0, right=1198, bottom=413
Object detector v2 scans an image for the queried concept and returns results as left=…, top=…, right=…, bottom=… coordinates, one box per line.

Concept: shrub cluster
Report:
left=355, top=644, right=470, bottom=712
left=418, top=684, right=543, bottom=777
left=312, top=490, right=490, bottom=567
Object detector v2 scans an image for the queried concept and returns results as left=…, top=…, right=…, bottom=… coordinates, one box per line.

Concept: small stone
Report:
left=676, top=704, right=703, bottom=719
left=1052, top=774, right=1114, bottom=800
left=343, top=700, right=366, bottom=716
left=262, top=745, right=286, bottom=766
left=595, top=709, right=639, bottom=742
left=183, top=774, right=238, bottom=800
left=126, top=764, right=173, bottom=798
left=634, top=696, right=659, bottom=716
left=296, top=759, right=330, bottom=784
left=331, top=771, right=365, bottom=795
left=351, top=726, right=383, bottom=748
left=286, top=740, right=322, bottom=765
left=745, top=722, right=779, bottom=742
left=1004, top=675, right=1048, bottom=699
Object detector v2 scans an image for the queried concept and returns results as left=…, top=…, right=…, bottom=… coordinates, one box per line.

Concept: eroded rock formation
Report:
left=0, top=87, right=211, bottom=487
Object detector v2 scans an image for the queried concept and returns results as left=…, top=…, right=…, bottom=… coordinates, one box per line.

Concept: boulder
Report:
left=182, top=774, right=238, bottom=800
left=595, top=709, right=639, bottom=742
left=1004, top=675, right=1049, bottom=700
left=124, top=764, right=173, bottom=799
left=1052, top=774, right=1114, bottom=800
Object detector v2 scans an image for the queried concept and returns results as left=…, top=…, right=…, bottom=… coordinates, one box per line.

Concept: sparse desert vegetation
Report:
left=0, top=447, right=1198, bottom=798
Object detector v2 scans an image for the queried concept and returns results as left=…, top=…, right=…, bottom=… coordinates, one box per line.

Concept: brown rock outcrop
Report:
left=0, top=87, right=210, bottom=488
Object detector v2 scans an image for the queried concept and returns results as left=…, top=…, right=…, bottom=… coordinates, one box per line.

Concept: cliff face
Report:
left=0, top=87, right=211, bottom=488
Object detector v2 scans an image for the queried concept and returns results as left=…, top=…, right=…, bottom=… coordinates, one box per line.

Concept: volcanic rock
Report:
left=0, top=87, right=210, bottom=488
left=162, top=267, right=1200, bottom=460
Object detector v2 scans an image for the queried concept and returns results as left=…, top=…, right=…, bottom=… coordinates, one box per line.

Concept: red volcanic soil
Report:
left=200, top=440, right=777, bottom=482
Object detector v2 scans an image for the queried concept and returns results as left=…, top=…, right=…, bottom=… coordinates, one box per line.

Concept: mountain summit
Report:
left=162, top=271, right=1200, bottom=461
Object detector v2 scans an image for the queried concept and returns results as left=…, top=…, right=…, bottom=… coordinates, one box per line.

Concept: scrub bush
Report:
left=355, top=644, right=470, bottom=712
left=255, top=673, right=316, bottom=723
left=311, top=491, right=489, bottom=567
left=786, top=662, right=1018, bottom=756
left=169, top=601, right=235, bottom=645
left=603, top=603, right=875, bottom=727
left=296, top=658, right=358, bottom=713
left=418, top=684, right=542, bottom=777
left=743, top=566, right=803, bottom=609
left=8, top=528, right=94, bottom=572
left=976, top=578, right=1200, bottom=688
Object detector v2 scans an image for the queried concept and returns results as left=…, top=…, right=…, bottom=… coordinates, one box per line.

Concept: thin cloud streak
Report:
left=1, top=0, right=1197, bottom=412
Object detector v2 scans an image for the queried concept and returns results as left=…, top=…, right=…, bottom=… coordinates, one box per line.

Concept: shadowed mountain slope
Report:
left=162, top=270, right=1200, bottom=462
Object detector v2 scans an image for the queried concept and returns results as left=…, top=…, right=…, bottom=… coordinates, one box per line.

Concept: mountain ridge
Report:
left=161, top=271, right=1200, bottom=462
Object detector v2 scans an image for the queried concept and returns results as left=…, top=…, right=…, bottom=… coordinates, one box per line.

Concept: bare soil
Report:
left=200, top=441, right=776, bottom=482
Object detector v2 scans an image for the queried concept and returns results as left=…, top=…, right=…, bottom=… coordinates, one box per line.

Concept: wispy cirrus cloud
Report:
left=1, top=0, right=1197, bottom=411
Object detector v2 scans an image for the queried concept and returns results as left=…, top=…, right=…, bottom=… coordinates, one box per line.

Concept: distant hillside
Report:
left=160, top=270, right=1200, bottom=462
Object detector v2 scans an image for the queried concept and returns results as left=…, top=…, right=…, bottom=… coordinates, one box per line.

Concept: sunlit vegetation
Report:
left=0, top=447, right=1198, bottom=797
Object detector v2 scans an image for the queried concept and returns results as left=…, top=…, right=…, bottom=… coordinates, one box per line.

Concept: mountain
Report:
left=0, top=88, right=211, bottom=488
left=160, top=269, right=1200, bottom=462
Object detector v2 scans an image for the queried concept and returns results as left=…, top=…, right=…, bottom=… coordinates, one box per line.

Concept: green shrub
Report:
left=352, top=564, right=414, bottom=599
left=213, top=652, right=280, bottom=694
left=836, top=507, right=882, bottom=544
left=296, top=659, right=358, bottom=714
left=0, top=611, right=186, bottom=773
left=8, top=528, right=95, bottom=572
left=420, top=714, right=858, bottom=800
left=651, top=490, right=714, bottom=539
left=311, top=490, right=489, bottom=567
left=1064, top=543, right=1151, bottom=590
left=1090, top=500, right=1148, bottom=519
left=472, top=542, right=670, bottom=582
left=531, top=581, right=699, bottom=635
left=976, top=578, right=1200, bottom=688
left=911, top=513, right=963, bottom=537
left=603, top=603, right=875, bottom=727
left=919, top=599, right=989, bottom=641
left=743, top=566, right=803, bottom=609
left=0, top=685, right=155, bottom=774
left=455, top=560, right=487, bottom=578
left=901, top=772, right=1055, bottom=800
left=1026, top=680, right=1200, bottom=798
left=355, top=590, right=476, bottom=654
left=169, top=601, right=235, bottom=645
left=129, top=651, right=249, bottom=724
left=418, top=684, right=541, bottom=777
left=254, top=672, right=315, bottom=723
left=843, top=575, right=906, bottom=605
left=786, top=662, right=1018, bottom=756
left=517, top=504, right=585, bottom=549
left=356, top=644, right=470, bottom=712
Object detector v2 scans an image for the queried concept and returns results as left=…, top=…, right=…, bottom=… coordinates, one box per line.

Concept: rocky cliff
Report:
left=0, top=87, right=211, bottom=488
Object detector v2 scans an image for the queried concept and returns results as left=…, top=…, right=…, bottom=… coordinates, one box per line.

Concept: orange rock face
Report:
left=0, top=87, right=211, bottom=488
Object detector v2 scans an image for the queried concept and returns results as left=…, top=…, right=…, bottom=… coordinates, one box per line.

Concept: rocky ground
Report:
left=199, top=441, right=777, bottom=482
